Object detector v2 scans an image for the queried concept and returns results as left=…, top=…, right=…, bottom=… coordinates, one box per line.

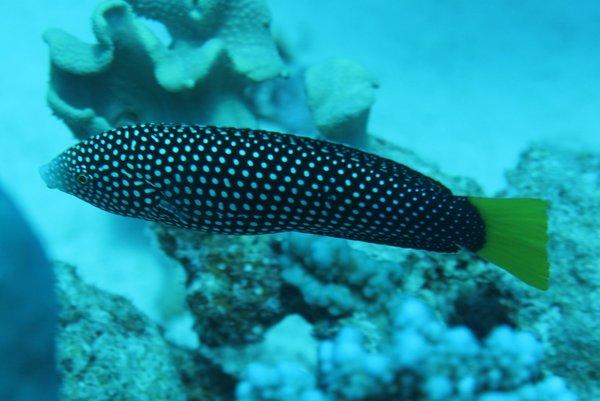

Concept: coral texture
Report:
left=169, top=346, right=236, bottom=401
left=55, top=262, right=187, bottom=401
left=503, top=144, right=600, bottom=401
left=154, top=228, right=284, bottom=348
left=125, top=0, right=284, bottom=81
left=304, top=58, right=378, bottom=145
left=280, top=233, right=404, bottom=317
left=44, top=0, right=284, bottom=139
left=236, top=298, right=577, bottom=401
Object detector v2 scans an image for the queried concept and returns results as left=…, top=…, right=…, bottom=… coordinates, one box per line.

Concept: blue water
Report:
left=0, top=1, right=598, bottom=400
left=269, top=0, right=600, bottom=188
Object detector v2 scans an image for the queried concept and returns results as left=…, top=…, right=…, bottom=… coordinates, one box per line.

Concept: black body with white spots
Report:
left=40, top=123, right=486, bottom=253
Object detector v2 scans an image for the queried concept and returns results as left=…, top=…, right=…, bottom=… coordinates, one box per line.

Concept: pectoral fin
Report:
left=157, top=198, right=191, bottom=226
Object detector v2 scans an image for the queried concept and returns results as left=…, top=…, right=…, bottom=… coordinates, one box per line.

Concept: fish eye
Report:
left=76, top=173, right=89, bottom=185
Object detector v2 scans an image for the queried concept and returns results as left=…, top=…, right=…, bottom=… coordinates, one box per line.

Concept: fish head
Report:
left=39, top=143, right=97, bottom=196
left=39, top=128, right=165, bottom=221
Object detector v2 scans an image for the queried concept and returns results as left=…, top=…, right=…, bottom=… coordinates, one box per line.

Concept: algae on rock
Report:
left=56, top=262, right=188, bottom=401
left=44, top=0, right=285, bottom=139
left=169, top=345, right=236, bottom=401
left=503, top=144, right=600, bottom=401
left=153, top=227, right=285, bottom=347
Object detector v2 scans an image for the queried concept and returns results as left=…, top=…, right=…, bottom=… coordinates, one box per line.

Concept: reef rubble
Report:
left=503, top=144, right=600, bottom=401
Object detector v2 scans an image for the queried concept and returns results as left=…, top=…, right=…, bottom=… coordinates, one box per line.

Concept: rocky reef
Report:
left=44, top=1, right=598, bottom=400
left=153, top=229, right=284, bottom=348
left=56, top=262, right=188, bottom=401
left=53, top=255, right=578, bottom=401
left=503, top=145, right=600, bottom=401
left=148, top=139, right=589, bottom=401
left=237, top=299, right=575, bottom=401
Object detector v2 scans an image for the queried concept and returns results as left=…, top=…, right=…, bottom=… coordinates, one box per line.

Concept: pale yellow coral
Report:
left=44, top=0, right=285, bottom=138
left=305, top=58, right=379, bottom=145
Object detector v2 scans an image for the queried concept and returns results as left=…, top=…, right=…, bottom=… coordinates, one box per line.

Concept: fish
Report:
left=40, top=123, right=549, bottom=290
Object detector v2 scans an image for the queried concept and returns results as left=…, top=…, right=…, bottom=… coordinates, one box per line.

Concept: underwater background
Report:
left=1, top=0, right=599, bottom=400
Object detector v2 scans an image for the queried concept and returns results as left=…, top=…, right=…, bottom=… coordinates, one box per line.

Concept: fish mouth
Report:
left=39, top=163, right=57, bottom=189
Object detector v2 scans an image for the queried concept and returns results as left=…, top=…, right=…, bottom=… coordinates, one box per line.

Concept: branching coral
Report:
left=280, top=233, right=403, bottom=316
left=44, top=0, right=285, bottom=139
left=236, top=298, right=577, bottom=401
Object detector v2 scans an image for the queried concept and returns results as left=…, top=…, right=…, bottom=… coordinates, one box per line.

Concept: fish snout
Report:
left=39, top=163, right=58, bottom=189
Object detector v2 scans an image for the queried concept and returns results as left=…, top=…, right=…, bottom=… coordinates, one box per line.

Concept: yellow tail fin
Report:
left=468, top=197, right=549, bottom=290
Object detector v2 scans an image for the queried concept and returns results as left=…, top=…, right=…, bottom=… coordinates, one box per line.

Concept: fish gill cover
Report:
left=29, top=0, right=599, bottom=400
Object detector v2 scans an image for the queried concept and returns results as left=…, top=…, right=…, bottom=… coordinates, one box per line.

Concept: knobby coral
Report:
left=236, top=298, right=577, bottom=401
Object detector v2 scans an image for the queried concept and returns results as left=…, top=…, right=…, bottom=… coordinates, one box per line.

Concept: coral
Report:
left=304, top=58, right=378, bottom=145
left=236, top=298, right=577, bottom=401
left=153, top=226, right=285, bottom=347
left=280, top=233, right=403, bottom=316
left=236, top=362, right=327, bottom=401
left=44, top=0, right=285, bottom=139
left=502, top=144, right=600, bottom=400
left=0, top=185, right=59, bottom=401
left=209, top=314, right=319, bottom=377
left=55, top=262, right=187, bottom=401
left=125, top=0, right=284, bottom=81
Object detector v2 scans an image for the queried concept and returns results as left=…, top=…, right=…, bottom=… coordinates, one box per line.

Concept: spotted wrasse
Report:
left=40, top=124, right=549, bottom=289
